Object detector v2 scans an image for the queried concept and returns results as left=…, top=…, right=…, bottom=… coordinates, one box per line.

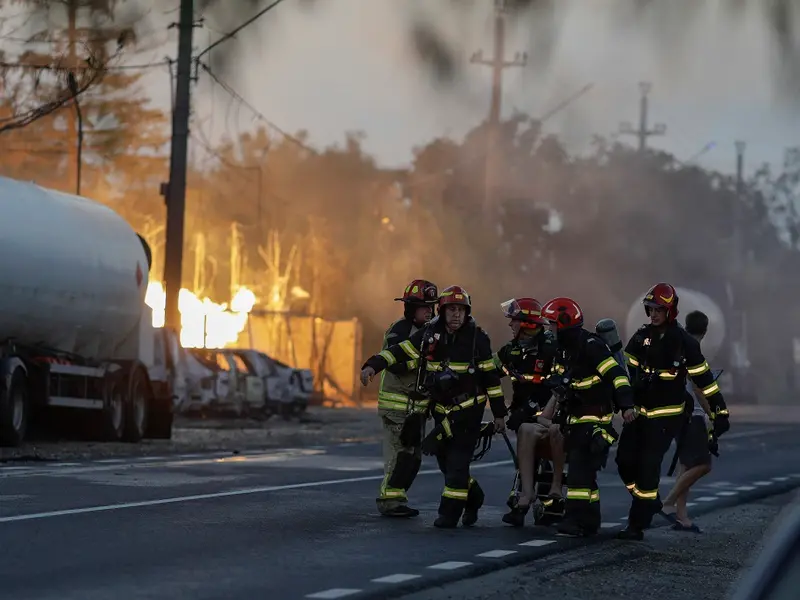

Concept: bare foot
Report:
left=517, top=495, right=532, bottom=508
left=548, top=487, right=563, bottom=499
left=661, top=504, right=677, bottom=516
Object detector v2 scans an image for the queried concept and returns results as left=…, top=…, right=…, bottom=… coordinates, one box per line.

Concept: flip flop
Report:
left=672, top=522, right=702, bottom=533
left=658, top=510, right=678, bottom=525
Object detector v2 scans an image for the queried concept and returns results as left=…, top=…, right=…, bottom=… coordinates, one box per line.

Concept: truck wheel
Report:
left=0, top=368, right=29, bottom=447
left=101, top=378, right=126, bottom=442
left=123, top=366, right=148, bottom=443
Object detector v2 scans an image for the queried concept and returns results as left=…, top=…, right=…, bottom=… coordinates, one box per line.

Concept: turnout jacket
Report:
left=624, top=322, right=728, bottom=419
left=493, top=330, right=558, bottom=412
left=554, top=329, right=634, bottom=422
left=363, top=316, right=508, bottom=419
left=377, top=317, right=426, bottom=413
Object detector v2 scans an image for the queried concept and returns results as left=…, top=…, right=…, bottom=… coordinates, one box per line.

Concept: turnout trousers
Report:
left=434, top=411, right=484, bottom=521
left=616, top=412, right=684, bottom=529
left=376, top=409, right=423, bottom=514
left=561, top=420, right=615, bottom=534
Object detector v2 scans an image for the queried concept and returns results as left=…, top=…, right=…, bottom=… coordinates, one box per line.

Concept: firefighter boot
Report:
left=616, top=526, right=645, bottom=541
left=380, top=504, right=420, bottom=518
left=501, top=504, right=529, bottom=527
left=462, top=478, right=485, bottom=527
left=434, top=514, right=460, bottom=528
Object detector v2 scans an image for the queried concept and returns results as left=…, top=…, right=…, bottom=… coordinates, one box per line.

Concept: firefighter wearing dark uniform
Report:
left=616, top=283, right=730, bottom=541
left=493, top=297, right=559, bottom=526
left=540, top=297, right=636, bottom=537
left=375, top=279, right=438, bottom=518
left=494, top=297, right=558, bottom=423
left=360, top=285, right=508, bottom=529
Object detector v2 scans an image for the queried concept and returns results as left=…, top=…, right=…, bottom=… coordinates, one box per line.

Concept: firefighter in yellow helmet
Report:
left=373, top=279, right=438, bottom=518
left=361, top=285, right=508, bottom=528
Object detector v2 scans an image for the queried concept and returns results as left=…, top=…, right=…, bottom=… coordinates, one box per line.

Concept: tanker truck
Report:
left=0, top=175, right=174, bottom=447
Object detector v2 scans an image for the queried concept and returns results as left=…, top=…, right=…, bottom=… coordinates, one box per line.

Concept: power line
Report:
left=0, top=59, right=167, bottom=71
left=196, top=0, right=290, bottom=62
left=198, top=61, right=317, bottom=154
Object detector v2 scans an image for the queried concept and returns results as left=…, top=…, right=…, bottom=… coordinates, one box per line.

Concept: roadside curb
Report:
left=354, top=478, right=800, bottom=600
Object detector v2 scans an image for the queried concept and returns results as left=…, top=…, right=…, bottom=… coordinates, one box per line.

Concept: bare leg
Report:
left=548, top=424, right=565, bottom=497
left=662, top=463, right=685, bottom=515
left=675, top=464, right=711, bottom=524
left=516, top=423, right=543, bottom=506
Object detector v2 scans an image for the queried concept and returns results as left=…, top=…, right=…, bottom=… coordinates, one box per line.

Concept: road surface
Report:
left=1, top=422, right=799, bottom=600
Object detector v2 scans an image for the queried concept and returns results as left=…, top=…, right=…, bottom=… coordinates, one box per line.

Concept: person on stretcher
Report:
left=493, top=298, right=566, bottom=523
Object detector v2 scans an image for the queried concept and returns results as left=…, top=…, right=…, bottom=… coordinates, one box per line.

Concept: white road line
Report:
left=772, top=476, right=790, bottom=482
left=695, top=496, right=718, bottom=502
left=736, top=486, right=756, bottom=491
left=51, top=463, right=81, bottom=467
left=716, top=491, right=738, bottom=496
left=0, top=466, right=33, bottom=471
left=753, top=481, right=773, bottom=486
left=371, top=574, right=420, bottom=584
left=686, top=502, right=697, bottom=507
left=600, top=522, right=621, bottom=528
left=519, top=539, right=556, bottom=547
left=427, top=561, right=472, bottom=570
left=96, top=459, right=127, bottom=464
left=305, top=589, right=362, bottom=599
left=0, top=459, right=513, bottom=524
left=477, top=550, right=517, bottom=558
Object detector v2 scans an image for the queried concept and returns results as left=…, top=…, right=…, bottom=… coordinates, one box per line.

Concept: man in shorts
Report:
left=661, top=310, right=715, bottom=533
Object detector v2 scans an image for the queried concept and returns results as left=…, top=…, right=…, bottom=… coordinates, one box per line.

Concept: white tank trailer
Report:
left=0, top=176, right=173, bottom=446
left=625, top=287, right=726, bottom=362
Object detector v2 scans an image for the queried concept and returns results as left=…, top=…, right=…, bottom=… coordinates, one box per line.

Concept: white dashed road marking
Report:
left=736, top=486, right=756, bottom=491
left=601, top=522, right=621, bottom=528
left=427, top=561, right=472, bottom=571
left=716, top=491, right=738, bottom=496
left=371, top=574, right=421, bottom=584
left=753, top=481, right=773, bottom=486
left=519, top=539, right=556, bottom=547
left=305, top=589, right=361, bottom=599
left=695, top=496, right=718, bottom=502
left=477, top=550, right=517, bottom=558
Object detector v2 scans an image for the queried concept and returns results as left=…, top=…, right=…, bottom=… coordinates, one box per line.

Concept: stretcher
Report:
left=502, top=431, right=568, bottom=526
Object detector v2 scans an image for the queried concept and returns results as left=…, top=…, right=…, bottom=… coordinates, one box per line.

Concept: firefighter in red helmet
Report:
left=616, top=283, right=730, bottom=541
left=540, top=297, right=636, bottom=537
left=372, top=279, right=438, bottom=518
left=360, top=285, right=508, bottom=528
left=493, top=298, right=563, bottom=527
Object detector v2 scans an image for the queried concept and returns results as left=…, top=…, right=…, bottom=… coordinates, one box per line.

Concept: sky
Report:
left=3, top=0, right=800, bottom=177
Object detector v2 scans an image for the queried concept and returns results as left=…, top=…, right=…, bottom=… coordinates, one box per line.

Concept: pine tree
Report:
left=0, top=0, right=168, bottom=202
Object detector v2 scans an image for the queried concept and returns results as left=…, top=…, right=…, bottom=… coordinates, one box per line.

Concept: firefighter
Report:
left=540, top=297, right=636, bottom=537
left=493, top=297, right=562, bottom=526
left=374, top=279, right=439, bottom=518
left=616, top=283, right=730, bottom=541
left=360, top=285, right=508, bottom=528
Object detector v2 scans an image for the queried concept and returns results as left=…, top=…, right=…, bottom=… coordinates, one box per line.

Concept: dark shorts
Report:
left=679, top=415, right=712, bottom=469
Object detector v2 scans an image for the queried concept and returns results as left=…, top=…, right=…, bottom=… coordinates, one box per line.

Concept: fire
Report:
left=145, top=281, right=257, bottom=348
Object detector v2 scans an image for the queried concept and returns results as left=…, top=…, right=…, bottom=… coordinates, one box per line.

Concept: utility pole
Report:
left=66, top=1, right=78, bottom=195
left=619, top=81, right=666, bottom=152
left=470, top=0, right=526, bottom=217
left=161, top=0, right=195, bottom=332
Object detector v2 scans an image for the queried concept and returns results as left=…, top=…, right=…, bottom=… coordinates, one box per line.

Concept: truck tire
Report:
left=0, top=368, right=29, bottom=447
left=123, top=365, right=148, bottom=443
left=147, top=397, right=174, bottom=440
left=101, top=376, right=126, bottom=442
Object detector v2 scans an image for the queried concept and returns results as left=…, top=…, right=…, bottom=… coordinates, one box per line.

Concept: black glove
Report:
left=506, top=409, right=527, bottom=432
left=713, top=414, right=730, bottom=438
left=708, top=432, right=720, bottom=457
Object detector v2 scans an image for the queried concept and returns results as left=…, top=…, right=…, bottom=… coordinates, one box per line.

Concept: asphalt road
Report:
left=1, top=421, right=799, bottom=600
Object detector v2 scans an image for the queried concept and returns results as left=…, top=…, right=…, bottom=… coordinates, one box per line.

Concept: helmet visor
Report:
left=501, top=299, right=522, bottom=319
